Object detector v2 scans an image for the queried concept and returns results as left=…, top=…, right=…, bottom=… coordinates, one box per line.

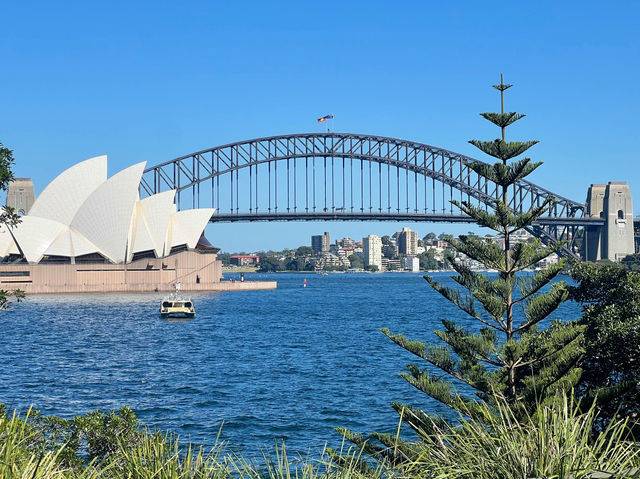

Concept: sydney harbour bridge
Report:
left=139, top=133, right=634, bottom=261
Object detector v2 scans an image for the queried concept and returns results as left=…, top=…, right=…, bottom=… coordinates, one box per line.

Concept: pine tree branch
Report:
left=453, top=200, right=502, bottom=233
left=446, top=261, right=508, bottom=330
left=514, top=261, right=567, bottom=305
left=335, top=428, right=387, bottom=459
left=508, top=201, right=555, bottom=233
left=424, top=275, right=490, bottom=325
left=468, top=140, right=539, bottom=162
left=480, top=112, right=525, bottom=128
left=433, top=321, right=504, bottom=375
left=391, top=402, right=450, bottom=440
left=516, top=283, right=569, bottom=332
left=515, top=331, right=582, bottom=369
left=467, top=157, right=542, bottom=188
left=368, top=432, right=418, bottom=465
left=382, top=328, right=497, bottom=393
left=447, top=236, right=505, bottom=271
left=431, top=330, right=502, bottom=369
left=400, top=365, right=488, bottom=421
left=509, top=240, right=566, bottom=273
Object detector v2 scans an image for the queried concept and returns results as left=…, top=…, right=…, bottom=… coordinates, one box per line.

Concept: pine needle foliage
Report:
left=340, top=77, right=586, bottom=453
left=389, top=76, right=584, bottom=415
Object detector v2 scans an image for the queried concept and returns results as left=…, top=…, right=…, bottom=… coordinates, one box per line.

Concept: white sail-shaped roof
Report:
left=3, top=156, right=217, bottom=265
left=44, top=228, right=100, bottom=258
left=28, top=156, right=107, bottom=226
left=9, top=217, right=68, bottom=263
left=0, top=225, right=16, bottom=258
left=163, top=204, right=178, bottom=257
left=167, top=208, right=214, bottom=250
left=70, top=162, right=146, bottom=263
left=129, top=190, right=176, bottom=260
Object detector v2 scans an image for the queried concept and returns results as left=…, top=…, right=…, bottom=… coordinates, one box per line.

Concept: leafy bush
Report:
left=569, top=261, right=640, bottom=423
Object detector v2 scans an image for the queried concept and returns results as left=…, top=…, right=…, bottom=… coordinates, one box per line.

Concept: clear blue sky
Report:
left=2, top=1, right=638, bottom=252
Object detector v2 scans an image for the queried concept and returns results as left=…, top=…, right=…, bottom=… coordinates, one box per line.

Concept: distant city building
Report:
left=381, top=243, right=395, bottom=258
left=381, top=258, right=402, bottom=271
left=336, top=237, right=356, bottom=249
left=362, top=235, right=382, bottom=270
left=311, top=232, right=330, bottom=253
left=429, top=239, right=449, bottom=249
left=398, top=227, right=418, bottom=256
left=314, top=251, right=350, bottom=270
left=230, top=254, right=260, bottom=266
left=404, top=256, right=420, bottom=272
left=6, top=178, right=35, bottom=215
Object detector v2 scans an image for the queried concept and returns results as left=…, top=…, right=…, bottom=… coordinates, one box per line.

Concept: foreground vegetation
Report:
left=2, top=393, right=639, bottom=479
left=0, top=404, right=383, bottom=479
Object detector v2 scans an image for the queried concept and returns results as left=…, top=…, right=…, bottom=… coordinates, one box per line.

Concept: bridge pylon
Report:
left=584, top=182, right=634, bottom=262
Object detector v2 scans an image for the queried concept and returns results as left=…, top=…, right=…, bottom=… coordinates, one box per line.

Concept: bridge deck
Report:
left=209, top=212, right=604, bottom=227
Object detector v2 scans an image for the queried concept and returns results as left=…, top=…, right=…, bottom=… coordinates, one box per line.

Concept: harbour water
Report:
left=0, top=272, right=581, bottom=455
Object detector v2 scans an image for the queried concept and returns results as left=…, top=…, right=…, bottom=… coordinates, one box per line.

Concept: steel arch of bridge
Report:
left=140, top=133, right=599, bottom=258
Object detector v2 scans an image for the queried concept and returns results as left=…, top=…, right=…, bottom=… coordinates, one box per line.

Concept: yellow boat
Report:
left=160, top=296, right=195, bottom=318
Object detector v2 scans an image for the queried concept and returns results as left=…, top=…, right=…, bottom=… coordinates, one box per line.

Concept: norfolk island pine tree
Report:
left=335, top=77, right=585, bottom=465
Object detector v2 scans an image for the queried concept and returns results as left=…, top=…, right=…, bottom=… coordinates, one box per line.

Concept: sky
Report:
left=1, top=1, right=638, bottom=252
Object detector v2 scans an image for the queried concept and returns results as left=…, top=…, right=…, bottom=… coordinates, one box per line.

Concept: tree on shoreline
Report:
left=0, top=142, right=24, bottom=309
left=569, top=261, right=640, bottom=424
left=339, top=77, right=585, bottom=461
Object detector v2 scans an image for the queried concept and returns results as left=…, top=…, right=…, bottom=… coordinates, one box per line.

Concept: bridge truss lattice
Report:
left=140, top=133, right=600, bottom=258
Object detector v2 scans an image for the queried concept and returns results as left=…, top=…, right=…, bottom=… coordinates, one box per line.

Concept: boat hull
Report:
left=160, top=312, right=195, bottom=319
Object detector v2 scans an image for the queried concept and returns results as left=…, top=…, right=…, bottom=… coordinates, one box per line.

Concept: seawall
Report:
left=0, top=250, right=277, bottom=294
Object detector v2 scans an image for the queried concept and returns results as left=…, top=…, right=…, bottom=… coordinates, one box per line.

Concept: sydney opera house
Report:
left=0, top=156, right=275, bottom=293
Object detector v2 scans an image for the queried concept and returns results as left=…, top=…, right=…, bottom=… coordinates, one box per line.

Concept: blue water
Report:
left=0, top=272, right=581, bottom=455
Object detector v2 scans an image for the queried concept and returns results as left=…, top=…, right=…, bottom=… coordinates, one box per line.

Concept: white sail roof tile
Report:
left=9, top=216, right=68, bottom=263
left=168, top=208, right=214, bottom=250
left=70, top=162, right=146, bottom=263
left=44, top=228, right=101, bottom=258
left=0, top=225, right=16, bottom=258
left=28, top=155, right=107, bottom=225
left=130, top=190, right=176, bottom=259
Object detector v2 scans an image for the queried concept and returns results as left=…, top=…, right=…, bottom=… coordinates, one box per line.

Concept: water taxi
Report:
left=160, top=296, right=195, bottom=318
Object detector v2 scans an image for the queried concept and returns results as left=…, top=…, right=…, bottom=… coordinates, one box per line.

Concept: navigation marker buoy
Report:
left=303, top=279, right=307, bottom=288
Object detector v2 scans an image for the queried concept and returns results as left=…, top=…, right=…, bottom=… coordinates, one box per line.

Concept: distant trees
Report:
left=620, top=253, right=640, bottom=272
left=418, top=250, right=438, bottom=270
left=348, top=254, right=364, bottom=269
left=424, top=232, right=437, bottom=241
left=217, top=252, right=231, bottom=266
left=295, top=246, right=314, bottom=257
left=257, top=256, right=285, bottom=272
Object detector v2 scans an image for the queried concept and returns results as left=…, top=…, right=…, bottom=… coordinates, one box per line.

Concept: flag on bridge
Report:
left=317, top=114, right=334, bottom=123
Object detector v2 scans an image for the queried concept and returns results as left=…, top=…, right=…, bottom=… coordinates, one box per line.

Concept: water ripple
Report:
left=0, top=273, right=579, bottom=455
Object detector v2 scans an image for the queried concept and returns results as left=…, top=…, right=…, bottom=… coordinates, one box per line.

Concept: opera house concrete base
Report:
left=0, top=250, right=276, bottom=294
